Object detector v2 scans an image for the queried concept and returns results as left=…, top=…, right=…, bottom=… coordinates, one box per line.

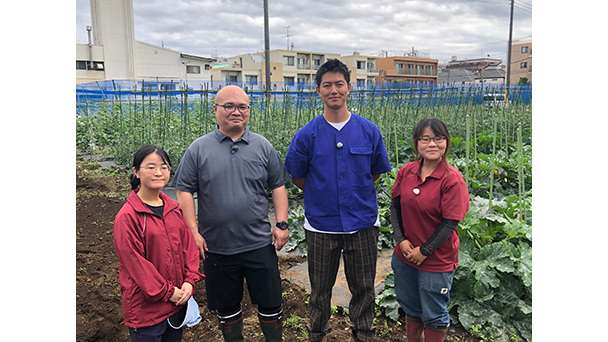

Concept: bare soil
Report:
left=76, top=157, right=477, bottom=341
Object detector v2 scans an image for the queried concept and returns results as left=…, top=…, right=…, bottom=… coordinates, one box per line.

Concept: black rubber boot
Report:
left=259, top=316, right=283, bottom=342
left=258, top=305, right=283, bottom=342
left=219, top=308, right=244, bottom=342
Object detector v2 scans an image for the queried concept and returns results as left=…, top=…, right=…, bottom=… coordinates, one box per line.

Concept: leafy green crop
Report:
left=375, top=272, right=401, bottom=322
left=283, top=205, right=308, bottom=256
left=450, top=197, right=532, bottom=342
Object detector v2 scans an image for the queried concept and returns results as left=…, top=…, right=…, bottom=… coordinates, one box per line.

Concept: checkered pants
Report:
left=305, top=226, right=379, bottom=342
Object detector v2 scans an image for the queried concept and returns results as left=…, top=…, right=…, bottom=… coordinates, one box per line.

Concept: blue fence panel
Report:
left=76, top=80, right=531, bottom=115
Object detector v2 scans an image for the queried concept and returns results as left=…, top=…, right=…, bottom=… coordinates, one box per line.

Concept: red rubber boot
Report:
left=405, top=314, right=425, bottom=342
left=424, top=324, right=448, bottom=342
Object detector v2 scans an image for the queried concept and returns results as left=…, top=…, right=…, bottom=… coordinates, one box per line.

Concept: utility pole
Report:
left=263, top=0, right=271, bottom=93
left=505, top=0, right=514, bottom=103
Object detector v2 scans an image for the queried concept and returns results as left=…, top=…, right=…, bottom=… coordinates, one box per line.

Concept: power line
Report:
left=516, top=0, right=532, bottom=9
left=466, top=0, right=506, bottom=4
left=514, top=3, right=532, bottom=13
left=423, top=35, right=531, bottom=53
left=466, top=0, right=531, bottom=13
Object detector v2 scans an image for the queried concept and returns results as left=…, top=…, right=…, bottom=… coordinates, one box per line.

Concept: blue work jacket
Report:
left=285, top=113, right=391, bottom=232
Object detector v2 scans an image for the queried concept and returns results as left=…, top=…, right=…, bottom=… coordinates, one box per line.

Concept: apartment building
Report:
left=209, top=53, right=265, bottom=87
left=211, top=49, right=341, bottom=89
left=375, top=56, right=438, bottom=85
left=274, top=49, right=340, bottom=87
left=509, top=39, right=532, bottom=84
left=340, top=53, right=379, bottom=89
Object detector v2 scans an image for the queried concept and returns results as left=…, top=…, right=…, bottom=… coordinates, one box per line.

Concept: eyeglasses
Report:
left=418, top=136, right=446, bottom=144
left=215, top=103, right=251, bottom=113
left=141, top=165, right=171, bottom=173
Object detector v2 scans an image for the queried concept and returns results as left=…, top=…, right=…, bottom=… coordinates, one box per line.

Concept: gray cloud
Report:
left=76, top=0, right=532, bottom=63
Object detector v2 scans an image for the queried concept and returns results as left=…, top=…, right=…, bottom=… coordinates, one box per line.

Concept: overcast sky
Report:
left=75, top=0, right=532, bottom=64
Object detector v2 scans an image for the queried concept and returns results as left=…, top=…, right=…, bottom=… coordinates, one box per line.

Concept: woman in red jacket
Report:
left=113, top=145, right=204, bottom=342
left=390, top=119, right=470, bottom=342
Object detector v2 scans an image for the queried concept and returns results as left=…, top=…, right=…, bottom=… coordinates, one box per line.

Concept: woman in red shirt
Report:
left=390, top=119, right=470, bottom=342
left=113, top=145, right=204, bottom=342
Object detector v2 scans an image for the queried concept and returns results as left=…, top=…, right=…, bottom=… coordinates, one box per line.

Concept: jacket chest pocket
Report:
left=348, top=146, right=372, bottom=173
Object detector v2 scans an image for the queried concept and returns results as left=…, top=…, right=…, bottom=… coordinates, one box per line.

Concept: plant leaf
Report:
left=517, top=241, right=532, bottom=287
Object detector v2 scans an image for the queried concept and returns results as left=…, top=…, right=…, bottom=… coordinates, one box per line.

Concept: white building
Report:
left=76, top=0, right=214, bottom=86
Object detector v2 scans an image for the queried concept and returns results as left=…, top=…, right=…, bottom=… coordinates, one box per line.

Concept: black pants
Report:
left=128, top=320, right=182, bottom=342
left=203, top=244, right=282, bottom=312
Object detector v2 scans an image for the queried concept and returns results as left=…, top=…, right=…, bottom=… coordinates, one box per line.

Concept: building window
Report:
left=297, top=56, right=309, bottom=68
left=284, top=76, right=295, bottom=83
left=226, top=75, right=238, bottom=82
left=284, top=56, right=294, bottom=66
left=357, top=61, right=365, bottom=69
left=246, top=75, right=258, bottom=83
left=187, top=65, right=201, bottom=74
left=520, top=62, right=528, bottom=69
left=76, top=60, right=104, bottom=70
left=521, top=46, right=529, bottom=53
left=312, top=59, right=322, bottom=70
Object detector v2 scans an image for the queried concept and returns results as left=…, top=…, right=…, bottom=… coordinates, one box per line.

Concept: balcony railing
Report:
left=297, top=64, right=311, bottom=70
left=396, top=68, right=437, bottom=76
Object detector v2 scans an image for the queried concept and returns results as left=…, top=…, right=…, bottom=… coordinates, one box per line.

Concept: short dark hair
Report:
left=413, top=118, right=451, bottom=158
left=129, top=144, right=172, bottom=190
left=315, top=59, right=350, bottom=87
left=413, top=118, right=452, bottom=176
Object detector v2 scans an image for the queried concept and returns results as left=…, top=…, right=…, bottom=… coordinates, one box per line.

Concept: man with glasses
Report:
left=171, top=85, right=290, bottom=342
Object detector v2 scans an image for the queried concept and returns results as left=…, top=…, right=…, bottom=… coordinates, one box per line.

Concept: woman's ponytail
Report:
left=129, top=173, right=140, bottom=190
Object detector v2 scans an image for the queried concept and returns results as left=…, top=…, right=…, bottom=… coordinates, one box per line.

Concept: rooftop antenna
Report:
left=283, top=25, right=292, bottom=50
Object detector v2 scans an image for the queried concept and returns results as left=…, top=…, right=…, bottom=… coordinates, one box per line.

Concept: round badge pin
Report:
left=413, top=188, right=420, bottom=195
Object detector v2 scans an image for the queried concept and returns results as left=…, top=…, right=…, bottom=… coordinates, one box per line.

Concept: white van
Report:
left=483, top=92, right=507, bottom=108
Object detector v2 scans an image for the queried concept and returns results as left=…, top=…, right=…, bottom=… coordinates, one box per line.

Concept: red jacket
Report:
left=113, top=190, right=204, bottom=328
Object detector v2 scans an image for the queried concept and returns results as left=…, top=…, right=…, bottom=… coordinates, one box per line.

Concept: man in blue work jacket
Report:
left=285, top=59, right=391, bottom=342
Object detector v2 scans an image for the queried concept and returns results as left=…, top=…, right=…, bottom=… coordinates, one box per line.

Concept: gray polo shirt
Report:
left=171, top=125, right=290, bottom=255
